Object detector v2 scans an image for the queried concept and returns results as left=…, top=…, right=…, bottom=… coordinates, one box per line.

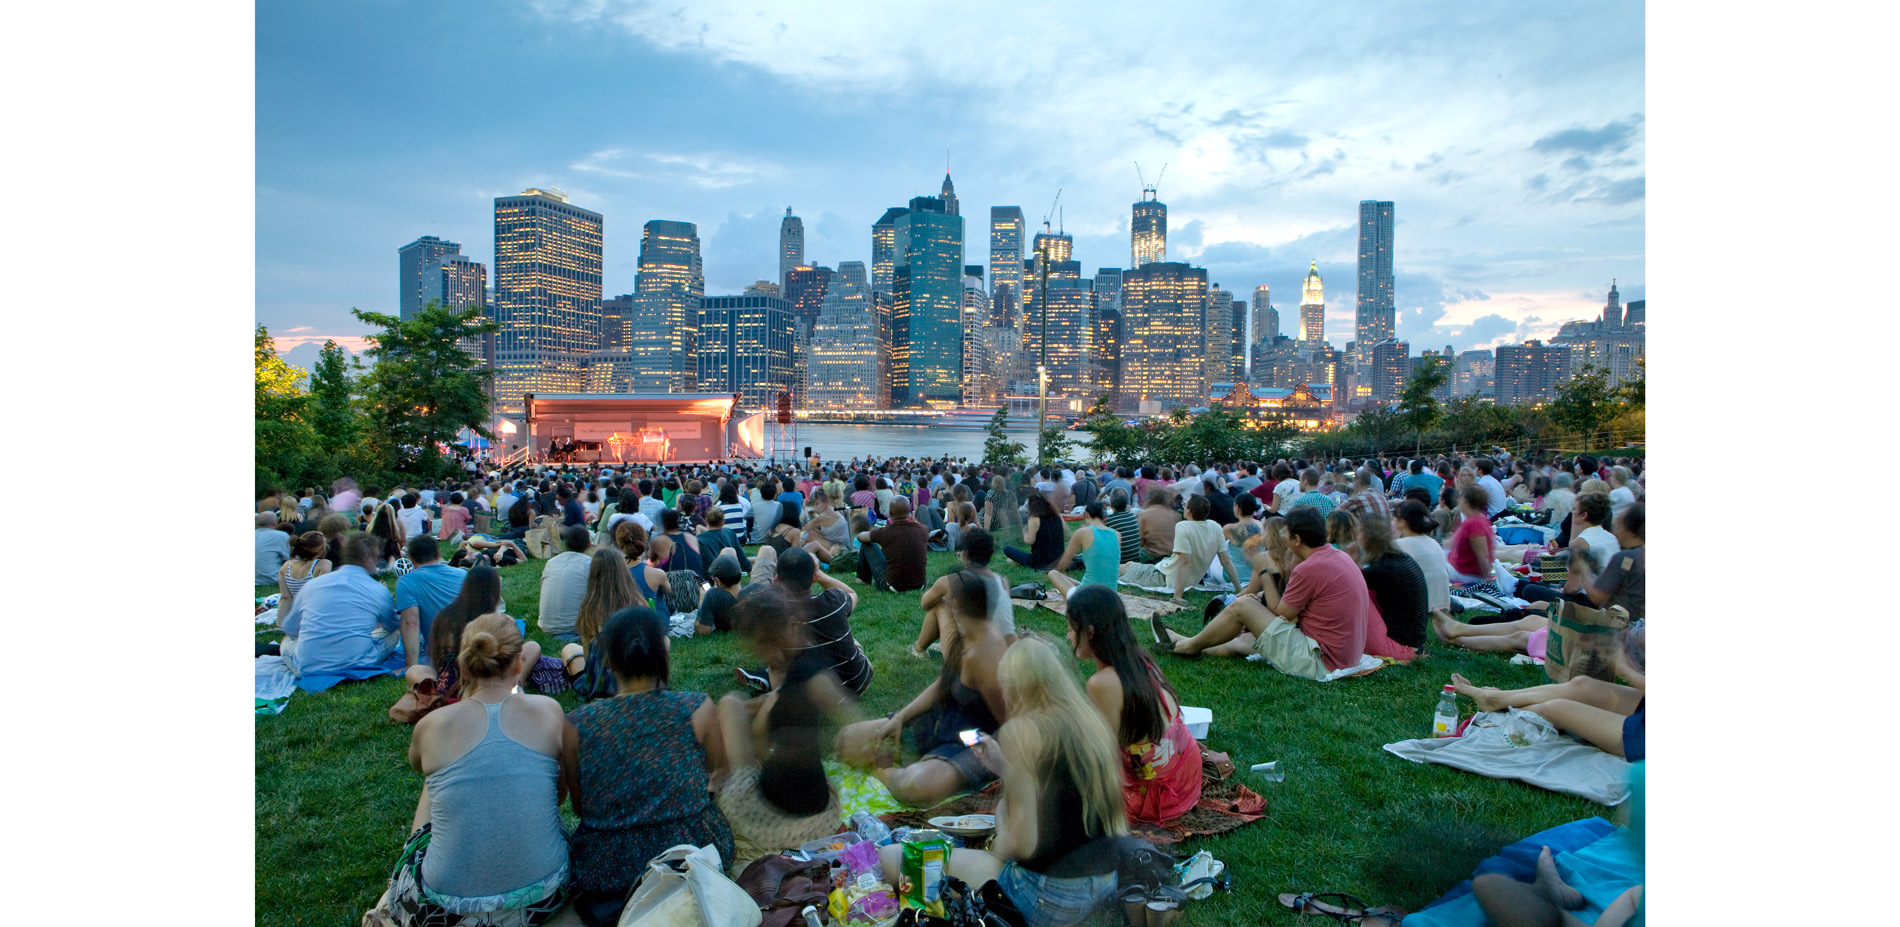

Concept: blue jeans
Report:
left=856, top=541, right=890, bottom=590
left=995, top=862, right=1118, bottom=927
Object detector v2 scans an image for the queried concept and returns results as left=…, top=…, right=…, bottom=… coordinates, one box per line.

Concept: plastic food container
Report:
left=1181, top=706, right=1212, bottom=740
left=797, top=831, right=864, bottom=866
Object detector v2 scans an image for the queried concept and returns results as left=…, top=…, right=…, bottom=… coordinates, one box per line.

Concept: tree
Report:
left=981, top=406, right=1027, bottom=470
left=307, top=339, right=359, bottom=457
left=351, top=301, right=496, bottom=476
left=1348, top=404, right=1405, bottom=455
left=1548, top=365, right=1618, bottom=451
left=254, top=324, right=316, bottom=493
left=1617, top=356, right=1645, bottom=410
left=1036, top=424, right=1075, bottom=466
left=1078, top=393, right=1142, bottom=465
left=1397, top=356, right=1449, bottom=453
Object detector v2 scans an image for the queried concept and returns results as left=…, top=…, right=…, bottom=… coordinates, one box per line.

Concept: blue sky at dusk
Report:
left=257, top=1, right=1644, bottom=359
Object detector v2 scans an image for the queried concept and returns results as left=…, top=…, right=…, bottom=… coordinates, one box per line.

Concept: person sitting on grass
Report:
left=629, top=531, right=672, bottom=610
left=1473, top=847, right=1644, bottom=927
left=1355, top=515, right=1429, bottom=656
left=837, top=571, right=1008, bottom=807
left=368, top=502, right=406, bottom=573
left=416, top=566, right=563, bottom=696
left=872, top=636, right=1127, bottom=927
left=910, top=528, right=1015, bottom=659
left=855, top=495, right=930, bottom=593
left=1064, top=585, right=1203, bottom=827
left=1392, top=501, right=1452, bottom=615
left=1515, top=492, right=1619, bottom=607
left=365, top=614, right=570, bottom=927
left=256, top=512, right=293, bottom=587
left=536, top=526, right=594, bottom=645
left=278, top=532, right=402, bottom=682
left=1004, top=492, right=1067, bottom=571
left=1326, top=508, right=1362, bottom=561
left=717, top=585, right=858, bottom=876
left=760, top=547, right=874, bottom=697
left=799, top=488, right=851, bottom=563
left=1134, top=487, right=1179, bottom=563
left=693, top=506, right=750, bottom=575
left=1450, top=622, right=1646, bottom=761
left=1223, top=491, right=1265, bottom=580
left=274, top=530, right=331, bottom=616
left=1280, top=468, right=1335, bottom=517
left=1446, top=484, right=1498, bottom=584
left=1045, top=501, right=1122, bottom=600
left=694, top=553, right=743, bottom=636
left=1120, top=494, right=1236, bottom=605
left=656, top=509, right=704, bottom=579
left=1102, top=488, right=1142, bottom=564
left=562, top=606, right=733, bottom=926
left=1159, top=507, right=1370, bottom=679
left=394, top=535, right=466, bottom=673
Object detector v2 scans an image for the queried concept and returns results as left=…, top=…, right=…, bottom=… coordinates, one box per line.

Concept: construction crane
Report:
left=1041, top=188, right=1062, bottom=233
left=1135, top=161, right=1167, bottom=201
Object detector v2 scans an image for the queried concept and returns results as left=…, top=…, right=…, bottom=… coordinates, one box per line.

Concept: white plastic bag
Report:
left=618, top=844, right=761, bottom=927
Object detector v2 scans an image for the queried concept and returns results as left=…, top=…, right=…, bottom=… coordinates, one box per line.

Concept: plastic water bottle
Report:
left=850, top=811, right=894, bottom=846
left=1433, top=684, right=1460, bottom=737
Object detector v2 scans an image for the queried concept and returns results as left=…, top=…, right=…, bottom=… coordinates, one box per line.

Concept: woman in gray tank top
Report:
left=367, top=614, right=571, bottom=927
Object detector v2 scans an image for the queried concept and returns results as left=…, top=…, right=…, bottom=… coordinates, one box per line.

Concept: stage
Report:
left=519, top=391, right=770, bottom=464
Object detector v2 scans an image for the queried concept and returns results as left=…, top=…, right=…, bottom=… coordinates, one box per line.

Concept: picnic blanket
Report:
left=256, top=655, right=296, bottom=716
left=1118, top=578, right=1236, bottom=595
left=1013, top=592, right=1191, bottom=624
left=1401, top=816, right=1641, bottom=927
left=1384, top=709, right=1631, bottom=805
left=877, top=778, right=1267, bottom=847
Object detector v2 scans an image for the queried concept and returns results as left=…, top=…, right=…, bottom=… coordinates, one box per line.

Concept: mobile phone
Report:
left=958, top=729, right=982, bottom=747
left=700, top=581, right=712, bottom=593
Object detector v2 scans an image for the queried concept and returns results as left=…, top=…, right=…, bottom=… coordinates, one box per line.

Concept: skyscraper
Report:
left=1132, top=190, right=1166, bottom=267
left=1356, top=201, right=1396, bottom=345
left=1602, top=280, right=1623, bottom=326
left=778, top=208, right=804, bottom=289
left=1119, top=261, right=1210, bottom=411
left=492, top=188, right=603, bottom=415
left=961, top=267, right=995, bottom=406
left=940, top=173, right=959, bottom=217
left=586, top=295, right=637, bottom=393
left=697, top=295, right=795, bottom=407
left=891, top=195, right=964, bottom=407
left=783, top=265, right=832, bottom=402
left=1623, top=299, right=1645, bottom=327
left=871, top=207, right=908, bottom=296
left=1030, top=229, right=1073, bottom=265
left=1204, top=284, right=1235, bottom=389
left=989, top=206, right=1025, bottom=329
left=437, top=255, right=488, bottom=313
left=1250, top=285, right=1277, bottom=376
left=629, top=219, right=704, bottom=392
left=1093, top=269, right=1124, bottom=403
left=1370, top=339, right=1411, bottom=400
left=1023, top=260, right=1096, bottom=401
left=809, top=277, right=882, bottom=410
left=1231, top=298, right=1248, bottom=383
left=1495, top=341, right=1571, bottom=405
left=1300, top=261, right=1325, bottom=344
left=398, top=235, right=460, bottom=319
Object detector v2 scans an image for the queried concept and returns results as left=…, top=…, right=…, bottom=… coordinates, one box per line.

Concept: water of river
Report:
left=793, top=423, right=1090, bottom=463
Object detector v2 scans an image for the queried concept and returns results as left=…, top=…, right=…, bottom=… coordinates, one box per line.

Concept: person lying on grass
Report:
left=1063, top=585, right=1203, bottom=828
left=365, top=614, right=571, bottom=927
left=1450, top=622, right=1646, bottom=761
left=836, top=570, right=1007, bottom=807
left=1472, top=846, right=1644, bottom=927
left=909, top=528, right=1016, bottom=659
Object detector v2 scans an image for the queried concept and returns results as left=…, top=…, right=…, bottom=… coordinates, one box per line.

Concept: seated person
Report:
left=417, top=566, right=561, bottom=696
left=632, top=534, right=674, bottom=610
left=1004, top=493, right=1067, bottom=570
left=910, top=528, right=1016, bottom=659
left=256, top=512, right=292, bottom=587
left=694, top=553, right=743, bottom=635
left=1160, top=507, right=1370, bottom=680
left=1449, top=622, right=1645, bottom=760
left=537, top=526, right=594, bottom=643
left=855, top=496, right=930, bottom=593
left=1102, top=488, right=1143, bottom=563
left=1445, top=484, right=1498, bottom=584
left=1120, top=494, right=1236, bottom=605
left=1516, top=492, right=1619, bottom=605
left=693, top=506, right=751, bottom=575
left=1327, top=508, right=1362, bottom=562
left=562, top=548, right=642, bottom=683
left=798, top=489, right=851, bottom=563
left=717, top=585, right=859, bottom=875
left=934, top=498, right=979, bottom=553
left=656, top=509, right=705, bottom=579
left=1064, top=586, right=1203, bottom=827
left=275, top=530, right=332, bottom=615
left=758, top=547, right=874, bottom=697
left=872, top=637, right=1127, bottom=927
left=394, top=535, right=467, bottom=670
left=1392, top=500, right=1452, bottom=615
left=562, top=606, right=734, bottom=926
left=1222, top=491, right=1265, bottom=580
left=746, top=478, right=785, bottom=546
left=366, top=614, right=570, bottom=926
left=1134, top=488, right=1180, bottom=563
left=836, top=571, right=1007, bottom=806
left=278, top=532, right=402, bottom=680
left=1046, top=502, right=1123, bottom=600
left=1564, top=503, right=1643, bottom=621
left=1355, top=516, right=1429, bottom=655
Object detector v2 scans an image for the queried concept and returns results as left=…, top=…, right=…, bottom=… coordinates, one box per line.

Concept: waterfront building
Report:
left=492, top=188, right=603, bottom=415
left=783, top=265, right=832, bottom=401
left=892, top=195, right=964, bottom=407
left=1624, top=299, right=1645, bottom=327
left=1023, top=259, right=1097, bottom=401
left=989, top=206, right=1025, bottom=329
left=398, top=235, right=459, bottom=319
left=1250, top=285, right=1278, bottom=377
left=1300, top=261, right=1325, bottom=344
left=1211, top=381, right=1334, bottom=431
left=961, top=268, right=998, bottom=406
left=872, top=206, right=907, bottom=296
left=1495, top=340, right=1572, bottom=405
left=1119, top=261, right=1209, bottom=412
left=809, top=279, right=882, bottom=411
left=1205, top=284, right=1236, bottom=389
left=628, top=219, right=704, bottom=392
left=1356, top=201, right=1396, bottom=346
left=779, top=208, right=804, bottom=289
left=698, top=296, right=795, bottom=408
left=1369, top=338, right=1411, bottom=401
left=1132, top=191, right=1167, bottom=267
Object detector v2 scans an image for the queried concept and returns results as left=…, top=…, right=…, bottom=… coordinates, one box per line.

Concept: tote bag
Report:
left=617, top=843, right=762, bottom=927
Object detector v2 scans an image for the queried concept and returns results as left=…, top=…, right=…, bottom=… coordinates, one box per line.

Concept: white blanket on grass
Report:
left=1246, top=651, right=1384, bottom=682
left=256, top=655, right=297, bottom=702
left=1384, top=709, right=1631, bottom=805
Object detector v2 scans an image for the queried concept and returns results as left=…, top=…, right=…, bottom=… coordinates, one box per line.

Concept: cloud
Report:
left=285, top=325, right=313, bottom=333
left=1531, top=114, right=1644, bottom=155
left=1459, top=313, right=1519, bottom=346
left=1577, top=176, right=1645, bottom=205
left=571, top=149, right=782, bottom=190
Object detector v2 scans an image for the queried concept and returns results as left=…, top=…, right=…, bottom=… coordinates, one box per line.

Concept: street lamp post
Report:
left=1036, top=238, right=1050, bottom=466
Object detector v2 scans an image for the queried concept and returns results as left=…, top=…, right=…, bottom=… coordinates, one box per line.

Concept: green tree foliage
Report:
left=982, top=406, right=1027, bottom=470
left=307, top=339, right=359, bottom=457
left=1078, top=394, right=1143, bottom=465
left=350, top=301, right=495, bottom=478
left=255, top=325, right=318, bottom=494
left=1397, top=356, right=1449, bottom=452
left=1036, top=424, right=1075, bottom=466
left=1617, top=356, right=1645, bottom=410
left=1547, top=365, right=1618, bottom=451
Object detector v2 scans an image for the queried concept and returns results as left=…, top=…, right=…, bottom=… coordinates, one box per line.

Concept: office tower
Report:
left=809, top=277, right=882, bottom=410
left=891, top=195, right=964, bottom=407
left=1230, top=299, right=1248, bottom=382
left=697, top=295, right=795, bottom=407
left=1552, top=282, right=1645, bottom=389
left=778, top=208, right=804, bottom=289
left=1023, top=260, right=1096, bottom=401
left=1250, top=285, right=1277, bottom=376
left=989, top=206, right=1025, bottom=328
left=836, top=260, right=867, bottom=291
left=436, top=255, right=488, bottom=313
left=1412, top=350, right=1455, bottom=401
left=398, top=236, right=460, bottom=319
left=961, top=268, right=995, bottom=406
left=1204, top=284, right=1235, bottom=390
left=1601, top=280, right=1623, bottom=326
left=1453, top=349, right=1495, bottom=398
left=1495, top=341, right=1571, bottom=405
left=492, top=188, right=604, bottom=415
left=783, top=265, right=832, bottom=402
left=595, top=295, right=633, bottom=352
left=1300, top=261, right=1325, bottom=344
left=940, top=173, right=959, bottom=217
left=1370, top=339, right=1410, bottom=400
left=871, top=207, right=908, bottom=296
left=744, top=280, right=781, bottom=298
left=583, top=294, right=635, bottom=392
left=629, top=219, right=704, bottom=392
left=1119, top=262, right=1210, bottom=411
left=1623, top=299, right=1645, bottom=327
left=871, top=290, right=894, bottom=407
left=1132, top=190, right=1167, bottom=267
left=1093, top=268, right=1124, bottom=402
left=1356, top=201, right=1396, bottom=345
left=1031, top=229, right=1073, bottom=265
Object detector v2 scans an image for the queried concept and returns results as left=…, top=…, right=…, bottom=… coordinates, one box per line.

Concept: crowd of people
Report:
left=256, top=446, right=1646, bottom=927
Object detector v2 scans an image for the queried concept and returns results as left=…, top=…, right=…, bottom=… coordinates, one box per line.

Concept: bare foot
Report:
left=1450, top=673, right=1508, bottom=713
left=1162, top=627, right=1193, bottom=653
left=1432, top=611, right=1464, bottom=642
left=1533, top=846, right=1584, bottom=909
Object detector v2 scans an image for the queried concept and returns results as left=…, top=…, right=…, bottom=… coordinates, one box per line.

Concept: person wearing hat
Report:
left=695, top=552, right=743, bottom=635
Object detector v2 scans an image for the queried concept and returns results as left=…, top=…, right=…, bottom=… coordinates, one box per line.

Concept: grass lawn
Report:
left=255, top=529, right=1605, bottom=926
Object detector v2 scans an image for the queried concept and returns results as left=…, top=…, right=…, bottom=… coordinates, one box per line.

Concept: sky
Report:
left=257, top=0, right=1645, bottom=360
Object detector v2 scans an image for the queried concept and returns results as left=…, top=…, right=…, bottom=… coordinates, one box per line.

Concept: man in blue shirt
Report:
left=1398, top=458, right=1444, bottom=502
left=393, top=535, right=466, bottom=668
left=558, top=484, right=585, bottom=527
left=279, top=533, right=401, bottom=683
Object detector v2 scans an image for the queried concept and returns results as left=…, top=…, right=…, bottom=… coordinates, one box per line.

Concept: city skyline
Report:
left=258, top=2, right=1645, bottom=359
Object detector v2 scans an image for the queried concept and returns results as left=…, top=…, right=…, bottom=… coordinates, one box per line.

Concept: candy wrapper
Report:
left=898, top=829, right=950, bottom=917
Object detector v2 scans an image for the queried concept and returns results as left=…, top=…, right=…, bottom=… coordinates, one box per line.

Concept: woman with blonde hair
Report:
left=873, top=636, right=1126, bottom=927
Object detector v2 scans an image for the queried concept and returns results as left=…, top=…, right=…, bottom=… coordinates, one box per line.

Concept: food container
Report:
left=1181, top=706, right=1213, bottom=740
left=796, top=831, right=864, bottom=866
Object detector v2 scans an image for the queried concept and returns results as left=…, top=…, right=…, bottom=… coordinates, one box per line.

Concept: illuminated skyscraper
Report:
left=778, top=208, right=804, bottom=289
left=1250, top=285, right=1277, bottom=376
left=1132, top=190, right=1167, bottom=267
left=398, top=235, right=460, bottom=319
left=871, top=207, right=907, bottom=296
left=1370, top=339, right=1411, bottom=400
left=492, top=188, right=603, bottom=415
left=940, top=173, right=959, bottom=217
left=1031, top=229, right=1073, bottom=265
left=698, top=295, right=795, bottom=407
left=1023, top=260, right=1096, bottom=400
left=1205, top=284, right=1235, bottom=388
left=744, top=280, right=781, bottom=298
left=836, top=260, right=868, bottom=292
left=1093, top=269, right=1123, bottom=402
left=1231, top=298, right=1248, bottom=382
left=1356, top=201, right=1395, bottom=345
left=436, top=255, right=488, bottom=313
left=1300, top=261, right=1325, bottom=344
left=892, top=195, right=964, bottom=407
left=629, top=219, right=704, bottom=392
left=809, top=276, right=881, bottom=411
left=961, top=267, right=996, bottom=406
left=1119, top=261, right=1209, bottom=411
left=989, top=206, right=1025, bottom=329
left=1495, top=341, right=1571, bottom=405
left=783, top=265, right=832, bottom=403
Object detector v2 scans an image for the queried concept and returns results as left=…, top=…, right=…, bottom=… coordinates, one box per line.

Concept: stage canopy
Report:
left=523, top=392, right=750, bottom=464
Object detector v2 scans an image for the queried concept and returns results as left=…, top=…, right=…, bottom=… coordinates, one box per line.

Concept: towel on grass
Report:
left=1401, top=817, right=1639, bottom=927
left=1245, top=651, right=1385, bottom=681
left=256, top=607, right=278, bottom=627
left=1014, top=592, right=1190, bottom=623
left=1117, top=578, right=1236, bottom=595
left=256, top=656, right=296, bottom=716
left=1384, top=709, right=1631, bottom=805
left=878, top=779, right=1267, bottom=847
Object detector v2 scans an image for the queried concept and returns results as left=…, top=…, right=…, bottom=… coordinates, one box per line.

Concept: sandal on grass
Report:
left=1278, top=891, right=1406, bottom=924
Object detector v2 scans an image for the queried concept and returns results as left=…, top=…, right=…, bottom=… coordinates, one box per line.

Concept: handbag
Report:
left=388, top=676, right=448, bottom=724
left=1543, top=599, right=1630, bottom=684
left=1199, top=747, right=1235, bottom=782
left=617, top=844, right=761, bottom=927
left=734, top=854, right=832, bottom=927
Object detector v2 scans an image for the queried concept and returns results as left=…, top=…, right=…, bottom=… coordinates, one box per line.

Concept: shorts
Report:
left=921, top=740, right=997, bottom=791
left=1250, top=617, right=1331, bottom=681
left=994, top=861, right=1118, bottom=927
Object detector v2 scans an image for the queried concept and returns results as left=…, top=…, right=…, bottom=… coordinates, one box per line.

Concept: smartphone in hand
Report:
left=958, top=728, right=981, bottom=747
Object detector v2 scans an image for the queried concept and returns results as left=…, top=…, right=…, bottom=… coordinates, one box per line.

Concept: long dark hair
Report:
left=1065, top=584, right=1172, bottom=745
left=429, top=565, right=503, bottom=673
left=935, top=570, right=993, bottom=705
left=598, top=605, right=669, bottom=687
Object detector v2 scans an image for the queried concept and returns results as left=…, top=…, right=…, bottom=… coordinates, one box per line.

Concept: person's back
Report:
left=1282, top=543, right=1369, bottom=671
left=1104, top=504, right=1141, bottom=563
left=1079, top=523, right=1121, bottom=588
left=568, top=688, right=726, bottom=898
left=279, top=539, right=400, bottom=679
left=1393, top=534, right=1452, bottom=612
left=538, top=529, right=594, bottom=640
left=1170, top=517, right=1225, bottom=583
left=395, top=554, right=467, bottom=664
left=1575, top=523, right=1620, bottom=573
left=1137, top=501, right=1179, bottom=559
left=398, top=497, right=430, bottom=539
left=256, top=517, right=292, bottom=586
left=747, top=497, right=783, bottom=545
left=866, top=514, right=930, bottom=591
left=1361, top=551, right=1430, bottom=650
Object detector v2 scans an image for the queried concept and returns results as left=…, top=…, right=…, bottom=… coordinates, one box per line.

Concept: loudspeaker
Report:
left=804, top=446, right=813, bottom=459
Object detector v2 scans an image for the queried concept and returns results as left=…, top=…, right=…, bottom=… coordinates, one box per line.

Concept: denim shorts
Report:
left=994, top=861, right=1118, bottom=927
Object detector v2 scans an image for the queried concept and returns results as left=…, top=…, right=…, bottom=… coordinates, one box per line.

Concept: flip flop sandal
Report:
left=1179, top=861, right=1231, bottom=900
left=1278, top=892, right=1406, bottom=924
